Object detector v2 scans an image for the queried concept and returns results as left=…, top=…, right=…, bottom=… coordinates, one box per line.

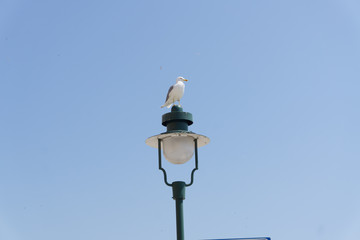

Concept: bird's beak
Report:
left=183, top=79, right=188, bottom=82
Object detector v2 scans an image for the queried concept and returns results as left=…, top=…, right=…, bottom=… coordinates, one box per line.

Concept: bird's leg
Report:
left=178, top=100, right=181, bottom=107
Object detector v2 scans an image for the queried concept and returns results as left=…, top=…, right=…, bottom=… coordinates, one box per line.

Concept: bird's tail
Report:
left=160, top=103, right=172, bottom=108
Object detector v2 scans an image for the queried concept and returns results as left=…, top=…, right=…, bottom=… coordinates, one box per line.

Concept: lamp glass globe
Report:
left=162, top=136, right=194, bottom=164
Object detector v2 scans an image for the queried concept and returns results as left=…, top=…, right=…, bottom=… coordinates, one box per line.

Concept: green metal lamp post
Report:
left=146, top=105, right=210, bottom=240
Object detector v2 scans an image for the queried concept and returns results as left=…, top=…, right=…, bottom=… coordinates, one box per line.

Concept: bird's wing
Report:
left=164, top=85, right=174, bottom=103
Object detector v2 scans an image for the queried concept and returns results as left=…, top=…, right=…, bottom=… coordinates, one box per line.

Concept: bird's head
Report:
left=176, top=76, right=188, bottom=83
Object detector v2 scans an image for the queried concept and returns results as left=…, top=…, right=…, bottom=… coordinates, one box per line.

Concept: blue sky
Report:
left=1, top=0, right=360, bottom=239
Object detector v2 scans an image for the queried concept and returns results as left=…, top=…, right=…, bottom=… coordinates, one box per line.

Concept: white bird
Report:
left=161, top=76, right=188, bottom=108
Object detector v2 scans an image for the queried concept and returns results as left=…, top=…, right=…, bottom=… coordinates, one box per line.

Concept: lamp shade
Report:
left=146, top=132, right=210, bottom=164
left=162, top=136, right=194, bottom=164
left=145, top=106, right=210, bottom=164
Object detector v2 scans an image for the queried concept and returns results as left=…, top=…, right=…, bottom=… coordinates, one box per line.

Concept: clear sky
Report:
left=1, top=0, right=360, bottom=239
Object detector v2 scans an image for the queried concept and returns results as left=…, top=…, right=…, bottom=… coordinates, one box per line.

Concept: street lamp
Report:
left=146, top=105, right=210, bottom=240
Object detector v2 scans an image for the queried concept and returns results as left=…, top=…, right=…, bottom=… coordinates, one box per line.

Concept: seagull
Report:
left=161, top=76, right=188, bottom=108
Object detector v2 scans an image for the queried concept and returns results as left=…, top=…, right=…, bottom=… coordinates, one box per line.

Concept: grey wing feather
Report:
left=165, top=85, right=174, bottom=102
